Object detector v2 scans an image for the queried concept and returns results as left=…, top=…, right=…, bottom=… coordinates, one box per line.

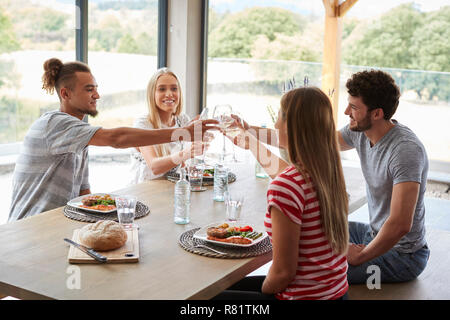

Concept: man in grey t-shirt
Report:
left=9, top=58, right=218, bottom=221
left=338, top=70, right=430, bottom=284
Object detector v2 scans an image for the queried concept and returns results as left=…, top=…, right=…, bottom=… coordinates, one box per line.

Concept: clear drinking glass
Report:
left=115, top=195, right=138, bottom=229
left=213, top=164, right=229, bottom=202
left=224, top=190, right=244, bottom=222
left=185, top=158, right=206, bottom=192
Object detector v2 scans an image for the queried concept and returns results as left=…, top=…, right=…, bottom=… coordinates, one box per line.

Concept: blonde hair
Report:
left=280, top=87, right=349, bottom=255
left=146, top=68, right=183, bottom=157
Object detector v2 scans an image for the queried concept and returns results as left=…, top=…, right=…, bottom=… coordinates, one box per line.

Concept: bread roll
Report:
left=79, top=220, right=127, bottom=251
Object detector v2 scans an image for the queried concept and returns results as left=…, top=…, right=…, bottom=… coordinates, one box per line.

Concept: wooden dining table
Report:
left=0, top=162, right=366, bottom=300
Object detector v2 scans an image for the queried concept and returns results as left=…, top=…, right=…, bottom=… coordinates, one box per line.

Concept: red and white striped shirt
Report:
left=265, top=165, right=348, bottom=300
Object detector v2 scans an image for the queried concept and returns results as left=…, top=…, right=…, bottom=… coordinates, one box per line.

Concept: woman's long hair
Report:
left=281, top=87, right=349, bottom=255
left=146, top=68, right=183, bottom=157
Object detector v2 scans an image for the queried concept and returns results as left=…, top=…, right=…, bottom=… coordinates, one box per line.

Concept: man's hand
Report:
left=183, top=119, right=219, bottom=142
left=346, top=243, right=367, bottom=266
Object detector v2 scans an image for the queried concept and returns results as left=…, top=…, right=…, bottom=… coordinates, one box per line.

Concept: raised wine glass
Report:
left=212, top=104, right=234, bottom=163
left=225, top=110, right=244, bottom=163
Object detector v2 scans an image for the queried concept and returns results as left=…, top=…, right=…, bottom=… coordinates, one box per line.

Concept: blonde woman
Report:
left=215, top=87, right=349, bottom=300
left=130, top=68, right=205, bottom=183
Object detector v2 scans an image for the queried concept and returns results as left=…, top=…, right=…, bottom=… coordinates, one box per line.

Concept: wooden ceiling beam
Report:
left=338, top=0, right=358, bottom=17
left=323, top=0, right=359, bottom=17
left=322, top=0, right=339, bottom=17
left=321, top=0, right=358, bottom=124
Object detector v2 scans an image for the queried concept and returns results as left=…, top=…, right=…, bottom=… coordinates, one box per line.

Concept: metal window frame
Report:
left=199, top=0, right=208, bottom=113
left=158, top=0, right=169, bottom=68
left=75, top=0, right=88, bottom=64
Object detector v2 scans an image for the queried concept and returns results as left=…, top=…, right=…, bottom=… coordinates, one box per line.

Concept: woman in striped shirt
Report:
left=214, top=87, right=349, bottom=300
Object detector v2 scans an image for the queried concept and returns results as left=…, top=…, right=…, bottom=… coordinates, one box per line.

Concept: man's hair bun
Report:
left=42, top=58, right=64, bottom=94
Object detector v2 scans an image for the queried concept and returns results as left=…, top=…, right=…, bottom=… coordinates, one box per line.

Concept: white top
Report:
left=129, top=113, right=191, bottom=184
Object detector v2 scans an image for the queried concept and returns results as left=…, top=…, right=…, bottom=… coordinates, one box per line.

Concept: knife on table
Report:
left=64, top=238, right=108, bottom=263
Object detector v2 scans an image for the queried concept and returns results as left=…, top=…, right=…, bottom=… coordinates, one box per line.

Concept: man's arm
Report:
left=337, top=131, right=353, bottom=151
left=88, top=119, right=218, bottom=149
left=347, top=181, right=420, bottom=265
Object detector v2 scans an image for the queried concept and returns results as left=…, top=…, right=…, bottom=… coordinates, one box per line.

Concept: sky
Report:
left=210, top=0, right=449, bottom=18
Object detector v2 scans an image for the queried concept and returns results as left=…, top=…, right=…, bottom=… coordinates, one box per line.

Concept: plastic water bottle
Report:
left=213, top=164, right=229, bottom=202
left=174, top=167, right=190, bottom=224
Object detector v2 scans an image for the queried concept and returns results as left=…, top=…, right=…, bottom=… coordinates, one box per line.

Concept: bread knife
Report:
left=64, top=238, right=107, bottom=263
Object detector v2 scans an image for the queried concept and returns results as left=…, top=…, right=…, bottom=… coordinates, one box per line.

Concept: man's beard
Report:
left=350, top=113, right=372, bottom=132
left=86, top=109, right=98, bottom=117
left=76, top=106, right=98, bottom=118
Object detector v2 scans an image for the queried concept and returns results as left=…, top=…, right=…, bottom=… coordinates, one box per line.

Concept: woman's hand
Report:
left=230, top=114, right=249, bottom=131
left=182, top=140, right=210, bottom=160
left=225, top=130, right=253, bottom=150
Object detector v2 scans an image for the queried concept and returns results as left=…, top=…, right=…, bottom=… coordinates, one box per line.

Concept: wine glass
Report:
left=213, top=104, right=233, bottom=163
left=197, top=107, right=214, bottom=163
left=226, top=111, right=245, bottom=163
left=199, top=106, right=210, bottom=120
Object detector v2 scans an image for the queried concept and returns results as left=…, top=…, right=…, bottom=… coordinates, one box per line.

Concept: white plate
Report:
left=67, top=193, right=118, bottom=214
left=193, top=221, right=268, bottom=248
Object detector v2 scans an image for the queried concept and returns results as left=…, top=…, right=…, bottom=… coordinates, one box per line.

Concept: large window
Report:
left=0, top=0, right=159, bottom=224
left=0, top=1, right=76, bottom=146
left=86, top=1, right=159, bottom=194
left=207, top=1, right=324, bottom=128
left=338, top=1, right=450, bottom=165
left=87, top=0, right=159, bottom=130
left=206, top=0, right=450, bottom=166
left=0, top=1, right=77, bottom=224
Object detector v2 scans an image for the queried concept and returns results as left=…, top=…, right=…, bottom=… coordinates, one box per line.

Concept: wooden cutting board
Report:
left=67, top=227, right=139, bottom=264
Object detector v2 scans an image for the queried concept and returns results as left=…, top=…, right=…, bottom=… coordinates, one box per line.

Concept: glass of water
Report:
left=224, top=190, right=244, bottom=222
left=115, top=195, right=137, bottom=229
left=213, top=164, right=229, bottom=202
left=185, top=158, right=206, bottom=192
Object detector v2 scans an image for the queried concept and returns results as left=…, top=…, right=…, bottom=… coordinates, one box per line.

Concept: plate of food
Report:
left=67, top=193, right=118, bottom=213
left=193, top=221, right=268, bottom=248
left=166, top=167, right=236, bottom=185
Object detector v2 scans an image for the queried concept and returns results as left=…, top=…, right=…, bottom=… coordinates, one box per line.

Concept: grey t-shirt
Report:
left=9, top=111, right=100, bottom=221
left=340, top=120, right=428, bottom=253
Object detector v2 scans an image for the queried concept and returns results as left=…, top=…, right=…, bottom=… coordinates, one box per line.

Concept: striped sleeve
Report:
left=267, top=167, right=305, bottom=225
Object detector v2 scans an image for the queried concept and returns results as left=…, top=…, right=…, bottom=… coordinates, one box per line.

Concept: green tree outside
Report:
left=0, top=10, right=20, bottom=53
left=209, top=7, right=306, bottom=58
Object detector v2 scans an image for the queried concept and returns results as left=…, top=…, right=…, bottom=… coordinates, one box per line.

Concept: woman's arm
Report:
left=234, top=132, right=288, bottom=179
left=231, top=115, right=278, bottom=147
left=138, top=142, right=205, bottom=176
left=247, top=125, right=278, bottom=147
left=262, top=206, right=300, bottom=294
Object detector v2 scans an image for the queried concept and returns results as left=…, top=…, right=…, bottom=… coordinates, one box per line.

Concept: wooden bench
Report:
left=348, top=228, right=450, bottom=300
